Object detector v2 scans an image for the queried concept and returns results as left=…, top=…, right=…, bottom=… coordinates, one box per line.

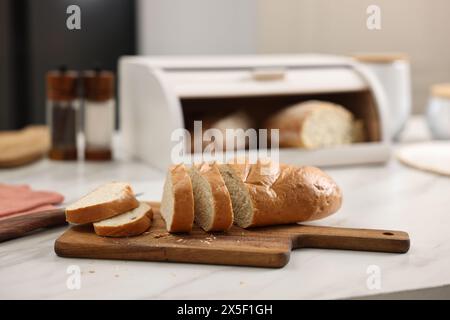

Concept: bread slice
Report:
left=217, top=163, right=254, bottom=228
left=93, top=202, right=152, bottom=237
left=219, top=160, right=342, bottom=228
left=189, top=163, right=233, bottom=232
left=160, top=164, right=195, bottom=233
left=65, top=182, right=139, bottom=224
left=265, top=100, right=360, bottom=149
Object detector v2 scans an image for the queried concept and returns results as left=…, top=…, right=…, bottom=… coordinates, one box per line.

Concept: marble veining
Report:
left=0, top=117, right=449, bottom=299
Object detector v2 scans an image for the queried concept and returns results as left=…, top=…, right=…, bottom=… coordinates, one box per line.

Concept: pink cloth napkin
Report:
left=0, top=184, right=64, bottom=219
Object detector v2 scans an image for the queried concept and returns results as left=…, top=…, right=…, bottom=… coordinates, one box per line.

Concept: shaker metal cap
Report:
left=82, top=69, right=115, bottom=102
left=431, top=83, right=450, bottom=99
left=46, top=67, right=79, bottom=101
left=352, top=53, right=409, bottom=63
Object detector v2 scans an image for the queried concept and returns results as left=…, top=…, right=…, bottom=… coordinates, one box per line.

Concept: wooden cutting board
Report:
left=54, top=202, right=410, bottom=268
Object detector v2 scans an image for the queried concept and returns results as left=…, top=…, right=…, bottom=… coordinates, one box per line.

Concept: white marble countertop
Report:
left=1, top=117, right=449, bottom=299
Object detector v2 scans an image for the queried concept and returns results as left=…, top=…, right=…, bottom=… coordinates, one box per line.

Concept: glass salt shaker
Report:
left=82, top=69, right=115, bottom=160
left=427, top=83, right=450, bottom=140
left=46, top=67, right=79, bottom=160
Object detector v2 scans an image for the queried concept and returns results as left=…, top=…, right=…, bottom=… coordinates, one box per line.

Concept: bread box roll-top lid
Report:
left=149, top=54, right=371, bottom=98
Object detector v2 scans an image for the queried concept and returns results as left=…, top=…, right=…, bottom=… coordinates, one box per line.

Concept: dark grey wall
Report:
left=0, top=0, right=13, bottom=129
left=0, top=0, right=29, bottom=130
left=27, top=0, right=136, bottom=126
left=0, top=0, right=135, bottom=129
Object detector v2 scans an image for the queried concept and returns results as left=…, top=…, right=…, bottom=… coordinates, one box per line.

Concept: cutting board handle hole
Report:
left=383, top=232, right=394, bottom=236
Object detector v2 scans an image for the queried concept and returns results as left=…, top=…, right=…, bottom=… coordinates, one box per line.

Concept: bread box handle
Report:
left=251, top=68, right=286, bottom=81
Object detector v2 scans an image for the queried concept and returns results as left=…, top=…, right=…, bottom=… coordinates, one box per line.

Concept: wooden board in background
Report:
left=0, top=126, right=50, bottom=168
left=55, top=202, right=410, bottom=268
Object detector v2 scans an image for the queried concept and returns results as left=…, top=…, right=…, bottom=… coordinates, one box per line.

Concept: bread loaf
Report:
left=189, top=163, right=233, bottom=232
left=190, top=111, right=254, bottom=153
left=160, top=164, right=195, bottom=232
left=265, top=100, right=364, bottom=148
left=93, top=202, right=152, bottom=237
left=65, top=182, right=139, bottom=224
left=207, top=111, right=253, bottom=151
left=219, top=160, right=342, bottom=228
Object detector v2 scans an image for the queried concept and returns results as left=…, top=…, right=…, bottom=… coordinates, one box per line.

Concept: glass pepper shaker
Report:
left=82, top=69, right=115, bottom=161
left=46, top=66, right=79, bottom=160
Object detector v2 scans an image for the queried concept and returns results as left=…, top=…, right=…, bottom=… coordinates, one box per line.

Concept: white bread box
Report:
left=119, top=54, right=390, bottom=170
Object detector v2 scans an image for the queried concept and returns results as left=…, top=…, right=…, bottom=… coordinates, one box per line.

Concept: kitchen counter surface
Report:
left=1, top=117, right=449, bottom=299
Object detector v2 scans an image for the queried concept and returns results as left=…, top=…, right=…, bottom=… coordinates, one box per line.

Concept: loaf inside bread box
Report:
left=182, top=89, right=381, bottom=153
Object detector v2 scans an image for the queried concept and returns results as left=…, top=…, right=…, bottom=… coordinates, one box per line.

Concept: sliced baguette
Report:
left=220, top=160, right=342, bottom=228
left=65, top=182, right=139, bottom=224
left=93, top=202, right=152, bottom=237
left=189, top=163, right=233, bottom=232
left=160, top=164, right=195, bottom=233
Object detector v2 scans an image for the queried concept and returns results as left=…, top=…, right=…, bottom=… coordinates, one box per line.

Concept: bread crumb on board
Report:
left=152, top=232, right=170, bottom=239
